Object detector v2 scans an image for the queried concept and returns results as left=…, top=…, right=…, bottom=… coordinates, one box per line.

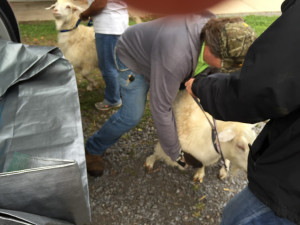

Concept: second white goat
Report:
left=47, top=0, right=99, bottom=90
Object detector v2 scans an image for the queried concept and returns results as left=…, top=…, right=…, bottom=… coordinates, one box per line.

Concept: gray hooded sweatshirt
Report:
left=116, top=12, right=215, bottom=161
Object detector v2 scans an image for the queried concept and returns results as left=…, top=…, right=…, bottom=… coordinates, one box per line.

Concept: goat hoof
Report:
left=143, top=162, right=152, bottom=172
left=193, top=177, right=203, bottom=183
left=219, top=168, right=228, bottom=180
left=219, top=173, right=228, bottom=180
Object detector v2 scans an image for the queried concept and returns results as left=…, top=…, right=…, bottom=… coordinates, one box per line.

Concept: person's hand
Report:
left=185, top=78, right=196, bottom=98
left=80, top=12, right=89, bottom=21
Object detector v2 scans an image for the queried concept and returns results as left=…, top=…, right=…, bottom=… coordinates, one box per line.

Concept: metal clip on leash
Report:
left=192, top=97, right=227, bottom=170
left=176, top=149, right=186, bottom=167
left=87, top=19, right=93, bottom=27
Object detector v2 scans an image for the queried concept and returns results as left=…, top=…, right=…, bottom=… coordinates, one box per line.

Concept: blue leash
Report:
left=87, top=19, right=93, bottom=27
left=60, top=19, right=93, bottom=33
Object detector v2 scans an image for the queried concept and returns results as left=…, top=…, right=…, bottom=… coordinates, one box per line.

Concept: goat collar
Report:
left=59, top=19, right=81, bottom=33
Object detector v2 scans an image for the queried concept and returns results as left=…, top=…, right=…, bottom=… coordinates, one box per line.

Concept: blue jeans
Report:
left=220, top=186, right=296, bottom=225
left=95, top=33, right=121, bottom=105
left=86, top=50, right=150, bottom=155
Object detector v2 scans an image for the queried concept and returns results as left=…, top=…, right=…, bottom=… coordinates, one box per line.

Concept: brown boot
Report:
left=85, top=152, right=104, bottom=177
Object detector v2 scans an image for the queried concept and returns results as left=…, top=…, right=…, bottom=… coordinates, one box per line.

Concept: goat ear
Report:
left=45, top=4, right=56, bottom=10
left=218, top=128, right=236, bottom=142
left=71, top=5, right=83, bottom=13
left=236, top=141, right=247, bottom=152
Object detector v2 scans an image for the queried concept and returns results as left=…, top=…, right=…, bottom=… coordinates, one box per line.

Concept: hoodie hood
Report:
left=185, top=12, right=216, bottom=72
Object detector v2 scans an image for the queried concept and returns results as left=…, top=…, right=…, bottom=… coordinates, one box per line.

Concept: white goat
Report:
left=47, top=0, right=99, bottom=91
left=144, top=90, right=257, bottom=183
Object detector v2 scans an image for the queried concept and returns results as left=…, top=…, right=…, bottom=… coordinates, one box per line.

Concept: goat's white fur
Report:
left=144, top=90, right=257, bottom=183
left=46, top=0, right=99, bottom=90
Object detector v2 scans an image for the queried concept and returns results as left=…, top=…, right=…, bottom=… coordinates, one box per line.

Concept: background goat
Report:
left=47, top=0, right=99, bottom=91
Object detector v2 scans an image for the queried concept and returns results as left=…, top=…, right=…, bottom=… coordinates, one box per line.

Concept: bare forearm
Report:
left=80, top=0, right=107, bottom=20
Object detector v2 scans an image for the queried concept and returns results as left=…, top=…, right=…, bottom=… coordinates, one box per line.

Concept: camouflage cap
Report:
left=219, top=22, right=257, bottom=73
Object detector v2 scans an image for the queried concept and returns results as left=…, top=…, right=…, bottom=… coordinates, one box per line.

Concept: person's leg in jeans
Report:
left=220, top=186, right=296, bottom=225
left=95, top=33, right=122, bottom=107
left=86, top=70, right=149, bottom=155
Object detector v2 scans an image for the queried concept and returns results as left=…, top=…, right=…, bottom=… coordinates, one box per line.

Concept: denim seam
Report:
left=237, top=207, right=271, bottom=225
left=114, top=47, right=129, bottom=72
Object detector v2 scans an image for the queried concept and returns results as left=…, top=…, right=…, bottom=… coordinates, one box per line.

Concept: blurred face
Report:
left=203, top=45, right=222, bottom=68
left=125, top=0, right=225, bottom=14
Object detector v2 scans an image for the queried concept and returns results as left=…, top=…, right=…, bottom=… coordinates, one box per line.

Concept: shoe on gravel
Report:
left=85, top=152, right=104, bottom=177
left=95, top=101, right=122, bottom=111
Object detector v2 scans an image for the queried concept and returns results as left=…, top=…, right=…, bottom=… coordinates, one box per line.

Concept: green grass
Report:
left=19, top=18, right=138, bottom=45
left=19, top=21, right=57, bottom=46
left=243, top=15, right=278, bottom=36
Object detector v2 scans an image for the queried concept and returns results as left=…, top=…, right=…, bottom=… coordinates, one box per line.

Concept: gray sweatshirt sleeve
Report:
left=149, top=26, right=192, bottom=161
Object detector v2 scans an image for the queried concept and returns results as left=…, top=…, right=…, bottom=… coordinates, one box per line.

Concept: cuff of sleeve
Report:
left=191, top=75, right=205, bottom=97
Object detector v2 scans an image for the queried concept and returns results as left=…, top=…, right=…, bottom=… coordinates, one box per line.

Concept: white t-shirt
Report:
left=88, top=0, right=129, bottom=35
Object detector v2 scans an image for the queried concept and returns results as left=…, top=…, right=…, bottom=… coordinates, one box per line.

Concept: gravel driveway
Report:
left=81, top=106, right=263, bottom=225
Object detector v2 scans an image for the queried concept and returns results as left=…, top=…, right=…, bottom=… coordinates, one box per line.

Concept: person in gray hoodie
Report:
left=85, top=13, right=256, bottom=176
